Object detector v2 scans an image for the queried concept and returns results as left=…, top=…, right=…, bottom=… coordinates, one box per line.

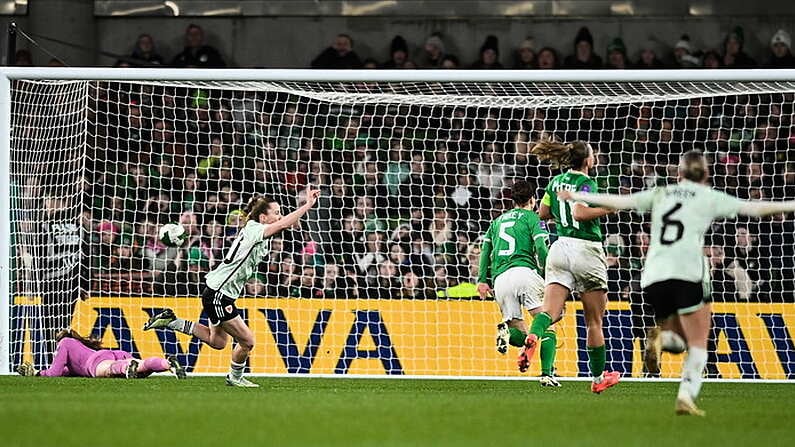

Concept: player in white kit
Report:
left=559, top=151, right=795, bottom=415
left=144, top=189, right=320, bottom=387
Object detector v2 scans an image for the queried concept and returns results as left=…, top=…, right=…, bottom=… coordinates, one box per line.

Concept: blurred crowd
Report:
left=11, top=23, right=795, bottom=70
left=10, top=21, right=795, bottom=302
left=27, top=78, right=787, bottom=304
left=309, top=27, right=795, bottom=70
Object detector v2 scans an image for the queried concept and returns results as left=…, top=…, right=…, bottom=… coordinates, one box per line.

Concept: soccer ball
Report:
left=158, top=223, right=189, bottom=247
left=661, top=330, right=687, bottom=354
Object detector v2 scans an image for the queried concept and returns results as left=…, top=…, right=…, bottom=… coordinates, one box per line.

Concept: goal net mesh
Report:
left=8, top=77, right=795, bottom=379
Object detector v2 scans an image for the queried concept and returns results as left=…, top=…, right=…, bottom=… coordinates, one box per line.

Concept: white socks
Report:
left=230, top=361, right=246, bottom=379
left=677, top=346, right=707, bottom=402
left=167, top=318, right=195, bottom=336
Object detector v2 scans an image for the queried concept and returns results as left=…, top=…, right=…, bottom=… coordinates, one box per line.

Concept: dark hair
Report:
left=537, top=47, right=559, bottom=68
left=245, top=194, right=276, bottom=221
left=55, top=329, right=103, bottom=350
left=679, top=150, right=708, bottom=182
left=531, top=136, right=591, bottom=169
left=512, top=180, right=533, bottom=206
left=441, top=55, right=460, bottom=67
left=337, top=33, right=354, bottom=46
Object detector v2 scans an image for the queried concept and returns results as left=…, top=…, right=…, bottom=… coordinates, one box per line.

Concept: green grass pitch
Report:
left=1, top=376, right=792, bottom=447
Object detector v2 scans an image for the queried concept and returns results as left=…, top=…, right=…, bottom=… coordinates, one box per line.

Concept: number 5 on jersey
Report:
left=497, top=221, right=516, bottom=256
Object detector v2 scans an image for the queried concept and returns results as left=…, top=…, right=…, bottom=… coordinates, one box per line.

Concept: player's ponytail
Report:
left=679, top=150, right=709, bottom=182
left=245, top=194, right=276, bottom=222
left=531, top=137, right=591, bottom=170
left=55, top=329, right=103, bottom=350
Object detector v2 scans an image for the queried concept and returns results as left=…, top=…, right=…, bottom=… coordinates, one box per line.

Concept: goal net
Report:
left=5, top=71, right=795, bottom=380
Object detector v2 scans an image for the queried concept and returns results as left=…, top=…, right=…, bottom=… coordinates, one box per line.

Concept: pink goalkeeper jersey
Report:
left=39, top=338, right=99, bottom=377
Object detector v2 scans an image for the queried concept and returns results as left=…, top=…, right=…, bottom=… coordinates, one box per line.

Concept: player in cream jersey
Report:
left=561, top=151, right=795, bottom=416
left=145, top=189, right=320, bottom=387
left=205, top=219, right=273, bottom=300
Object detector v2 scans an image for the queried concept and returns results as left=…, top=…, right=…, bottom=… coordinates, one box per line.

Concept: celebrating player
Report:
left=16, top=329, right=185, bottom=379
left=559, top=150, right=795, bottom=415
left=143, top=189, right=321, bottom=387
left=525, top=138, right=621, bottom=394
left=476, top=180, right=560, bottom=387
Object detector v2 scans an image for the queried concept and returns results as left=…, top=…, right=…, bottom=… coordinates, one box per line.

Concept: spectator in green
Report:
left=384, top=145, right=410, bottom=195
left=197, top=136, right=224, bottom=177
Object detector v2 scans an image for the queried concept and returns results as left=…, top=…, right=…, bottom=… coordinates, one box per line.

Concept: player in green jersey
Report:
left=560, top=150, right=795, bottom=415
left=525, top=138, right=621, bottom=394
left=476, top=180, right=560, bottom=387
left=144, top=189, right=321, bottom=387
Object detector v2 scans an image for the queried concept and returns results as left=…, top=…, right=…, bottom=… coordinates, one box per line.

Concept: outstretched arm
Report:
left=559, top=190, right=641, bottom=211
left=738, top=200, right=795, bottom=217
left=262, top=189, right=321, bottom=239
left=38, top=340, right=69, bottom=377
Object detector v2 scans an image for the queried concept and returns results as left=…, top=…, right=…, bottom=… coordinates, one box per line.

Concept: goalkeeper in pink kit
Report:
left=16, top=329, right=185, bottom=379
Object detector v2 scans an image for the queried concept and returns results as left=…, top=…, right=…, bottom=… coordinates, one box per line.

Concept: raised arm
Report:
left=262, top=189, right=321, bottom=239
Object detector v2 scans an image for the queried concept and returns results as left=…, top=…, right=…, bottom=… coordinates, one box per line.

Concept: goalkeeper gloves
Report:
left=16, top=362, right=39, bottom=377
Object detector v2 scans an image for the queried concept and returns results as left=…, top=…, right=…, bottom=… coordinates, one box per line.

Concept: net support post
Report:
left=0, top=74, right=10, bottom=374
left=5, top=21, right=16, bottom=66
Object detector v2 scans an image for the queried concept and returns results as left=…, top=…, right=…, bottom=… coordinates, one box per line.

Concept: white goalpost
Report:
left=1, top=68, right=794, bottom=381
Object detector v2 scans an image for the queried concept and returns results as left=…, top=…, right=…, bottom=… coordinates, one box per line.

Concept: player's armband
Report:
left=541, top=192, right=552, bottom=207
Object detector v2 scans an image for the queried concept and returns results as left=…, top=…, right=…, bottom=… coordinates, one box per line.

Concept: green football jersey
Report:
left=478, top=208, right=549, bottom=284
left=542, top=171, right=603, bottom=242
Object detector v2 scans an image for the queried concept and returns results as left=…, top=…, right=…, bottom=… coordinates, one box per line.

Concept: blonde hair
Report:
left=679, top=150, right=708, bottom=182
left=530, top=137, right=591, bottom=169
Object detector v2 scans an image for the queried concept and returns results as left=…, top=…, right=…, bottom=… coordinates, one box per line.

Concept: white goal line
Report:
left=178, top=373, right=793, bottom=384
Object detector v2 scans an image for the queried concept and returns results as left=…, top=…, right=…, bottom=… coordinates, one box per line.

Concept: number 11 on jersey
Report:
left=559, top=200, right=580, bottom=229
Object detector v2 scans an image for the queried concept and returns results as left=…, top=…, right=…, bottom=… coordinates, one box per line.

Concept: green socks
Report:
left=529, top=312, right=552, bottom=339
left=507, top=315, right=558, bottom=376
left=587, top=345, right=606, bottom=379
left=508, top=327, right=526, bottom=348
left=540, top=330, right=557, bottom=376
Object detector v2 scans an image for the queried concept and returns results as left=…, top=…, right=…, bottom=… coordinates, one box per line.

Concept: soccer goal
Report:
left=1, top=68, right=794, bottom=380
